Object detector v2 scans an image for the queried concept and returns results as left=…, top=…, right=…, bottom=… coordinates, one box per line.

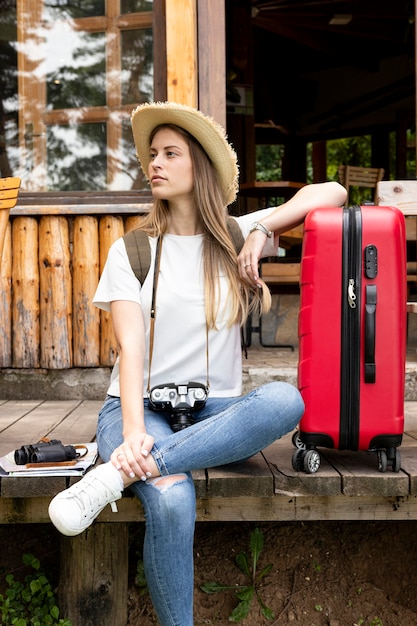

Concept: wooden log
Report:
left=124, top=214, right=144, bottom=233
left=39, top=216, right=72, bottom=369
left=72, top=216, right=100, bottom=366
left=12, top=217, right=40, bottom=368
left=0, top=223, right=12, bottom=367
left=0, top=208, right=9, bottom=267
left=99, top=216, right=124, bottom=366
left=59, top=524, right=129, bottom=626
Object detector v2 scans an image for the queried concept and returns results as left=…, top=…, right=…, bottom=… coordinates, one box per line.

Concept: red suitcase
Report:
left=294, top=204, right=407, bottom=473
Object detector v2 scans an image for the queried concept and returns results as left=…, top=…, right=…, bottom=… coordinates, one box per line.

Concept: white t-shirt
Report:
left=93, top=208, right=279, bottom=397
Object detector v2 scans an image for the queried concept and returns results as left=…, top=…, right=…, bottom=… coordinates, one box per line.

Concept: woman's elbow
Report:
left=323, top=181, right=347, bottom=206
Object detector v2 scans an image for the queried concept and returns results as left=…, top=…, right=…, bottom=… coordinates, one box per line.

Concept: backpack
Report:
left=123, top=217, right=244, bottom=284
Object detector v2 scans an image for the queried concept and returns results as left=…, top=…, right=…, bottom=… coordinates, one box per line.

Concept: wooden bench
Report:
left=2, top=399, right=417, bottom=625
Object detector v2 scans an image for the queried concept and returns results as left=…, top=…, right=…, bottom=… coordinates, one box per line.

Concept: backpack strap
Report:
left=123, top=216, right=244, bottom=284
left=123, top=229, right=152, bottom=284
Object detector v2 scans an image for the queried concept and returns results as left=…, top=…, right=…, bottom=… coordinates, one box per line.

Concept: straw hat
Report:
left=131, top=101, right=239, bottom=206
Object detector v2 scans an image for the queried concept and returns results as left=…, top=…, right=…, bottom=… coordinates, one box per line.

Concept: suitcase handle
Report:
left=365, top=285, right=377, bottom=383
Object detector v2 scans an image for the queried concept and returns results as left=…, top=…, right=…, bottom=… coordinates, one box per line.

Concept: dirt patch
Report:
left=2, top=520, right=417, bottom=625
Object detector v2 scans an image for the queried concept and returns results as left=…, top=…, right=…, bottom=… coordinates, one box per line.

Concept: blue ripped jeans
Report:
left=96, top=381, right=304, bottom=626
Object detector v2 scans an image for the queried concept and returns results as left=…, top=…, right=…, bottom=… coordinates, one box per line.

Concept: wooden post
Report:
left=72, top=216, right=100, bottom=367
left=58, top=524, right=129, bottom=626
left=12, top=217, right=40, bottom=368
left=0, top=223, right=12, bottom=367
left=39, top=216, right=72, bottom=369
left=165, top=0, right=198, bottom=105
left=99, top=216, right=124, bottom=366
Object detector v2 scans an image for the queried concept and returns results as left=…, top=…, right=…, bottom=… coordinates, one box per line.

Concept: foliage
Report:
left=0, top=553, right=72, bottom=626
left=200, top=527, right=274, bottom=622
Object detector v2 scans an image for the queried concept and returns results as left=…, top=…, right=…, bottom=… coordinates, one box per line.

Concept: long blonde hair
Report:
left=136, top=124, right=271, bottom=329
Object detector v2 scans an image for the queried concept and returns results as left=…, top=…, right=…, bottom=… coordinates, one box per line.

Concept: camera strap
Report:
left=147, top=235, right=210, bottom=394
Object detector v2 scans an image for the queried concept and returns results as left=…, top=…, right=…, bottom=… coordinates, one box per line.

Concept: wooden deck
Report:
left=2, top=398, right=417, bottom=625
left=2, top=398, right=417, bottom=524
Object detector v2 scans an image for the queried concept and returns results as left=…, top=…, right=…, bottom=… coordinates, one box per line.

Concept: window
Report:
left=1, top=0, right=156, bottom=191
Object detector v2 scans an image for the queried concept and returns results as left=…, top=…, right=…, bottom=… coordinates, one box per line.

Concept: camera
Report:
left=14, top=439, right=78, bottom=465
left=149, top=381, right=208, bottom=432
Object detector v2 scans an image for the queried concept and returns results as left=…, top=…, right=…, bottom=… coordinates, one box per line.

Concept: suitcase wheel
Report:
left=292, top=448, right=321, bottom=474
left=377, top=448, right=401, bottom=473
left=292, top=430, right=306, bottom=450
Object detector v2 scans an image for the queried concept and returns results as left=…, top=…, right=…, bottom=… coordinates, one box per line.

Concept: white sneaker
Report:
left=48, top=462, right=123, bottom=536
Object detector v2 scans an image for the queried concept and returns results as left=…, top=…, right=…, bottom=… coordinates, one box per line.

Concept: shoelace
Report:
left=69, top=474, right=120, bottom=516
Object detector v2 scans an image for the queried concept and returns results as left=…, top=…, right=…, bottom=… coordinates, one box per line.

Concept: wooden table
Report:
left=239, top=181, right=306, bottom=205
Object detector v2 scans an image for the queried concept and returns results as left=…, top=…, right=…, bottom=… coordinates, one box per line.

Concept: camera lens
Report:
left=170, top=411, right=193, bottom=432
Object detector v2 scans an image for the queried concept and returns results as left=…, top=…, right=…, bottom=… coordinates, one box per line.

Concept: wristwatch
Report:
left=249, top=222, right=273, bottom=238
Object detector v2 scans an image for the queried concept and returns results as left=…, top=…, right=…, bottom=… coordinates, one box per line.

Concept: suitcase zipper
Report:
left=340, top=206, right=362, bottom=449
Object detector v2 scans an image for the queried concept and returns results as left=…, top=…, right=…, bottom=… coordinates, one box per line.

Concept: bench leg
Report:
left=58, top=523, right=129, bottom=626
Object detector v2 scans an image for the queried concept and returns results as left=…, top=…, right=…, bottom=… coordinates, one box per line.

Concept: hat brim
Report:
left=131, top=102, right=239, bottom=206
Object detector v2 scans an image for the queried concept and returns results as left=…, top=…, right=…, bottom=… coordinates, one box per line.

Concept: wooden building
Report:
left=0, top=0, right=415, bottom=376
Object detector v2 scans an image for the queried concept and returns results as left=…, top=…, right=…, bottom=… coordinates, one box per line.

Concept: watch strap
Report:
left=250, top=222, right=273, bottom=238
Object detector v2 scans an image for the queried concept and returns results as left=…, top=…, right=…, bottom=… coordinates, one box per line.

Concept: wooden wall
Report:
left=0, top=196, right=152, bottom=370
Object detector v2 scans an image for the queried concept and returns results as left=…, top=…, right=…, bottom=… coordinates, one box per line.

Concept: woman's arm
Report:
left=109, top=299, right=154, bottom=480
left=238, top=181, right=347, bottom=285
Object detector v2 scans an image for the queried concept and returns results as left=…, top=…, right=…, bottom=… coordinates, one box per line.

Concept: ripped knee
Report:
left=147, top=473, right=188, bottom=491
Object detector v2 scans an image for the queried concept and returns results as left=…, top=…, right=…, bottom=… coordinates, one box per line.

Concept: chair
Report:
left=0, top=177, right=20, bottom=268
left=338, top=165, right=385, bottom=204
left=376, top=180, right=417, bottom=316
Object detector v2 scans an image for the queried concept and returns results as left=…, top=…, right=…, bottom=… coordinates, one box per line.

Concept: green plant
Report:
left=0, top=553, right=72, bottom=626
left=200, top=527, right=274, bottom=622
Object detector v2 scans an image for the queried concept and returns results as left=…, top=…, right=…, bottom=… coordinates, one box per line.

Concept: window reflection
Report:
left=108, top=118, right=149, bottom=191
left=121, top=0, right=153, bottom=14
left=47, top=123, right=107, bottom=191
left=46, top=29, right=106, bottom=109
left=43, top=0, right=105, bottom=20
left=121, top=28, right=153, bottom=105
left=0, top=1, right=18, bottom=178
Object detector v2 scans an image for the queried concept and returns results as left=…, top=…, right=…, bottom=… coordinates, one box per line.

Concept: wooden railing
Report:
left=0, top=192, right=153, bottom=370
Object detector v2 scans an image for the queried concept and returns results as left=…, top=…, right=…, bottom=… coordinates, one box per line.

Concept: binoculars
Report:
left=14, top=439, right=78, bottom=465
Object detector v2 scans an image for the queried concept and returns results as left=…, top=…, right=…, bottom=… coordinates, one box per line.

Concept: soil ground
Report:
left=2, top=520, right=417, bottom=626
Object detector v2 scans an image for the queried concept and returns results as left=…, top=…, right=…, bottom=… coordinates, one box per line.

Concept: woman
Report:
left=49, top=102, right=347, bottom=626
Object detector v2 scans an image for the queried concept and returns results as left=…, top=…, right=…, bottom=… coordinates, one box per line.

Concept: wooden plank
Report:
left=46, top=400, right=102, bottom=444
left=1, top=475, right=69, bottom=498
left=3, top=492, right=417, bottom=524
left=0, top=400, right=82, bottom=454
left=0, top=400, right=45, bottom=453
left=263, top=436, right=343, bottom=496
left=12, top=203, right=154, bottom=216
left=261, top=262, right=300, bottom=285
left=377, top=180, right=417, bottom=216
left=320, top=449, right=409, bottom=497
left=0, top=177, right=21, bottom=192
left=206, top=452, right=274, bottom=497
left=196, top=494, right=417, bottom=521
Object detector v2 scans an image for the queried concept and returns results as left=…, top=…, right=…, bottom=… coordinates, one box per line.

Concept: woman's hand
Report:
left=238, top=229, right=266, bottom=287
left=111, top=429, right=155, bottom=482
